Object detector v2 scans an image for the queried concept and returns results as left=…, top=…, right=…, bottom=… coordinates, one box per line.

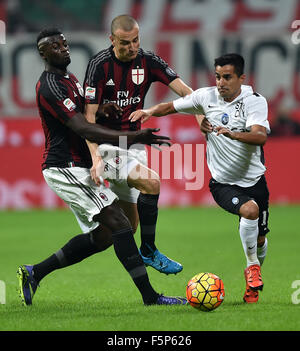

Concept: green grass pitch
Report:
left=0, top=205, right=300, bottom=331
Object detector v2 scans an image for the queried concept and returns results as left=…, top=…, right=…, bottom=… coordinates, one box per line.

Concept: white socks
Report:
left=239, top=217, right=260, bottom=267
left=257, top=237, right=268, bottom=266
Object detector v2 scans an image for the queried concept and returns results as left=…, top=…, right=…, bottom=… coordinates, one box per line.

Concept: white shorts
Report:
left=98, top=144, right=147, bottom=203
left=43, top=167, right=118, bottom=233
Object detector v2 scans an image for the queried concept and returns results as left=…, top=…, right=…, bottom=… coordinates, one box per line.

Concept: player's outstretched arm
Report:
left=66, top=113, right=171, bottom=146
left=169, top=78, right=209, bottom=135
left=168, top=78, right=193, bottom=97
left=129, top=101, right=176, bottom=123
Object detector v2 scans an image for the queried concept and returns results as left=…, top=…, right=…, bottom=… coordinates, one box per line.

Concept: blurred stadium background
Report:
left=1, top=0, right=300, bottom=210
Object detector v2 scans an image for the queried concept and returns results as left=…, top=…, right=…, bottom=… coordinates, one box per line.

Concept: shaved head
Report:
left=110, top=15, right=140, bottom=62
left=111, top=14, right=138, bottom=35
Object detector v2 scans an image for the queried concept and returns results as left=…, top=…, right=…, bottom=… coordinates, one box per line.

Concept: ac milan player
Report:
left=84, top=14, right=199, bottom=274
left=17, top=28, right=187, bottom=307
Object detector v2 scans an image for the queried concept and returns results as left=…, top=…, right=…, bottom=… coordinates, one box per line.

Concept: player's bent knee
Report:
left=239, top=200, right=259, bottom=220
left=143, top=177, right=160, bottom=194
left=129, top=176, right=160, bottom=194
left=95, top=203, right=132, bottom=232
left=128, top=165, right=160, bottom=194
left=90, top=226, right=113, bottom=251
left=131, top=221, right=139, bottom=234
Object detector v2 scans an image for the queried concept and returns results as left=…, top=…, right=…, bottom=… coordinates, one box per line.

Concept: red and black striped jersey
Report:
left=84, top=46, right=178, bottom=132
left=36, top=71, right=92, bottom=170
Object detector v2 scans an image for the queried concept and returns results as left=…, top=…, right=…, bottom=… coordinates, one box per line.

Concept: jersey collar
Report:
left=109, top=45, right=135, bottom=66
left=215, top=85, right=253, bottom=104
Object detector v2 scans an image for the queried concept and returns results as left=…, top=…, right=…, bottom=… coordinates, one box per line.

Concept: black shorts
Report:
left=209, top=175, right=270, bottom=236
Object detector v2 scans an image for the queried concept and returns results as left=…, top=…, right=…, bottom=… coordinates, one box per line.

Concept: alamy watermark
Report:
left=291, top=20, right=300, bottom=45
left=0, top=20, right=6, bottom=44
left=96, top=138, right=205, bottom=191
left=0, top=280, right=5, bottom=304
left=291, top=280, right=300, bottom=304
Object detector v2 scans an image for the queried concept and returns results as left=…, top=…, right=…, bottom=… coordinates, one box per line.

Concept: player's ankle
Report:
left=140, top=243, right=156, bottom=257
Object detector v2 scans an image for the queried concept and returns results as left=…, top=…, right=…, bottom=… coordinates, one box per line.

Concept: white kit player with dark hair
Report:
left=129, top=53, right=271, bottom=304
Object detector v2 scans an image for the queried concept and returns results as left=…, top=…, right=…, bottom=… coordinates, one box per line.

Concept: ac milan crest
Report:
left=132, top=68, right=144, bottom=85
left=114, top=156, right=122, bottom=164
left=99, top=193, right=108, bottom=201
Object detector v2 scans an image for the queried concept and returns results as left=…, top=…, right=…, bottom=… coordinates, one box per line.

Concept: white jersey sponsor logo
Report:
left=103, top=90, right=141, bottom=108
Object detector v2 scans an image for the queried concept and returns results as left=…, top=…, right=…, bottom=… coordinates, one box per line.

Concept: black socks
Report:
left=111, top=228, right=159, bottom=304
left=32, top=228, right=159, bottom=304
left=32, top=233, right=99, bottom=283
left=137, top=193, right=159, bottom=257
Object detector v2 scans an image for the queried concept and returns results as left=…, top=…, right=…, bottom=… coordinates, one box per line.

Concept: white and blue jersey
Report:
left=173, top=85, right=270, bottom=187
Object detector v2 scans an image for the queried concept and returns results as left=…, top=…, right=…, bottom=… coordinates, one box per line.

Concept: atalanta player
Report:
left=129, top=53, right=271, bottom=304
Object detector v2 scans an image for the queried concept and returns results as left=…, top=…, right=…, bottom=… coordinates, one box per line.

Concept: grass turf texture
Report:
left=0, top=205, right=300, bottom=331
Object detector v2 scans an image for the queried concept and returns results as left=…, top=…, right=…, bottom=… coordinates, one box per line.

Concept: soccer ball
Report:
left=186, top=272, right=225, bottom=312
